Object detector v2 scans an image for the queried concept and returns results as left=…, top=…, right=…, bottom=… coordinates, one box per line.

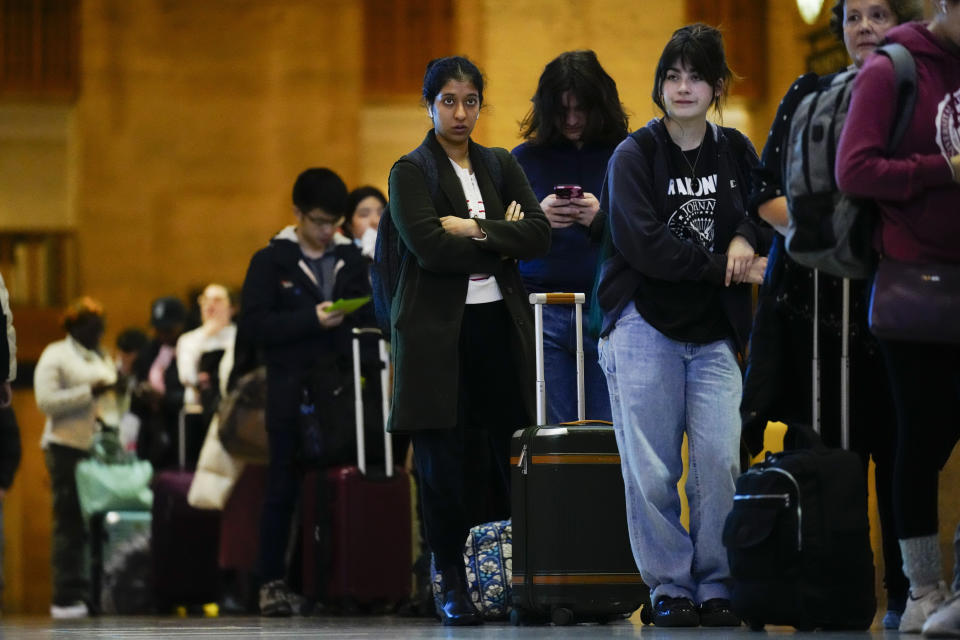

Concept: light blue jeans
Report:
left=542, top=304, right=612, bottom=424
left=599, top=305, right=740, bottom=605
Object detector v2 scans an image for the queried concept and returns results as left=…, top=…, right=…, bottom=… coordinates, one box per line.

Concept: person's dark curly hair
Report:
left=828, top=0, right=923, bottom=42
left=518, top=50, right=629, bottom=147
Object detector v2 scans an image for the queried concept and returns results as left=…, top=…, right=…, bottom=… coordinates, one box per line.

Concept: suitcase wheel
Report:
left=550, top=606, right=574, bottom=626
left=510, top=608, right=525, bottom=626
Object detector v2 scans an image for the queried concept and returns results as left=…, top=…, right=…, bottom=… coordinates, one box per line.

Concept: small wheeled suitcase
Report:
left=510, top=292, right=650, bottom=626
left=90, top=510, right=153, bottom=614
left=722, top=274, right=876, bottom=631
left=301, top=328, right=412, bottom=606
left=152, top=411, right=222, bottom=611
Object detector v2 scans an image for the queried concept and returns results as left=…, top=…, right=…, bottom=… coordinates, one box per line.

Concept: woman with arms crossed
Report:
left=386, top=56, right=550, bottom=626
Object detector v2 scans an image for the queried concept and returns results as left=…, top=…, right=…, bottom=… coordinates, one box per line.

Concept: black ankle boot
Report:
left=438, top=566, right=481, bottom=626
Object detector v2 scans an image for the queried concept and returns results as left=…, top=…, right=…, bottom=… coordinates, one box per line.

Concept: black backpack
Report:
left=371, top=145, right=504, bottom=336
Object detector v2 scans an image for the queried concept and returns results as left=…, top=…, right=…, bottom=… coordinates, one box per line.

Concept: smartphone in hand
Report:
left=554, top=184, right=583, bottom=199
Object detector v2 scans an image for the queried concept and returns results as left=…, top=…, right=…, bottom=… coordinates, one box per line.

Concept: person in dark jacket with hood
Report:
left=596, top=24, right=771, bottom=628
left=239, top=167, right=370, bottom=617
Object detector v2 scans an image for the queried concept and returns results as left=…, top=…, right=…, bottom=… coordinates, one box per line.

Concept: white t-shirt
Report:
left=449, top=158, right=503, bottom=305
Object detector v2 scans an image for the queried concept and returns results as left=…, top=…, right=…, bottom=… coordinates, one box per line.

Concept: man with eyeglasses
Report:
left=238, top=167, right=371, bottom=616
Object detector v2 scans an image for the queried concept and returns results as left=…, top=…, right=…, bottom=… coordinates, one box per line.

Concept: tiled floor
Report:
left=0, top=615, right=901, bottom=639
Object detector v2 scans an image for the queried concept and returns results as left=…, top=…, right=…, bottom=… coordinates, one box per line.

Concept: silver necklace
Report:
left=680, top=140, right=704, bottom=179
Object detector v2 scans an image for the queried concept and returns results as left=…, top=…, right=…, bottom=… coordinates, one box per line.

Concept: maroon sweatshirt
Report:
left=836, top=22, right=960, bottom=264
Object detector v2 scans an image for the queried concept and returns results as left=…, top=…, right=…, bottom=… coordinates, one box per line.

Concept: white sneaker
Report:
left=50, top=601, right=89, bottom=619
left=924, top=591, right=960, bottom=638
left=901, top=582, right=950, bottom=633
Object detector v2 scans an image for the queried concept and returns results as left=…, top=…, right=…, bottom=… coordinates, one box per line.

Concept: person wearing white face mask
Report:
left=343, top=186, right=385, bottom=261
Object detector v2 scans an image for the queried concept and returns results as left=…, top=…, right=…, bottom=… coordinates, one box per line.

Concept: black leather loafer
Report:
left=653, top=596, right=700, bottom=627
left=439, top=588, right=482, bottom=626
left=699, top=598, right=741, bottom=627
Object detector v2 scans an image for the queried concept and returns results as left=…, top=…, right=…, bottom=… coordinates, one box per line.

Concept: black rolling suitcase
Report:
left=301, top=328, right=412, bottom=606
left=90, top=510, right=154, bottom=614
left=510, top=292, right=650, bottom=626
left=723, top=274, right=876, bottom=631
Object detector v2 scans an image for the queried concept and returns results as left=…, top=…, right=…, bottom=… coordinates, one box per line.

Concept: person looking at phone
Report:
left=238, top=167, right=371, bottom=616
left=512, top=50, right=629, bottom=423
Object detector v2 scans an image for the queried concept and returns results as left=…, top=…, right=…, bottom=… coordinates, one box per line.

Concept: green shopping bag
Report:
left=75, top=427, right=153, bottom=522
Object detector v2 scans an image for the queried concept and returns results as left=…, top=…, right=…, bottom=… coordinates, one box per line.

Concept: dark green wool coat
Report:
left=387, top=130, right=551, bottom=433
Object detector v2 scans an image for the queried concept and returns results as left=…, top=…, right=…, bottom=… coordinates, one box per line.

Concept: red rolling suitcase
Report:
left=218, top=463, right=267, bottom=572
left=152, top=412, right=221, bottom=610
left=302, top=328, right=412, bottom=606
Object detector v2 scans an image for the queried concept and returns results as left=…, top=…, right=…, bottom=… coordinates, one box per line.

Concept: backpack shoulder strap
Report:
left=628, top=126, right=658, bottom=180
left=719, top=125, right=748, bottom=159
left=628, top=127, right=656, bottom=161
left=404, top=145, right=440, bottom=200
left=875, top=42, right=917, bottom=153
left=474, top=146, right=507, bottom=201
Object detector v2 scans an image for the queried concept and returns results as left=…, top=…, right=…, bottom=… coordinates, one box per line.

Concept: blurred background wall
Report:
left=0, top=0, right=954, bottom=617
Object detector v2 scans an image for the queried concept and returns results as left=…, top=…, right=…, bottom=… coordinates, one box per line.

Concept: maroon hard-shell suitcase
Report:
left=218, top=464, right=267, bottom=571
left=152, top=413, right=221, bottom=610
left=301, top=328, right=412, bottom=604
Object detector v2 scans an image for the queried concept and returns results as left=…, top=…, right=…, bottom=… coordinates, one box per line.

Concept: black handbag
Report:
left=298, top=357, right=354, bottom=469
left=868, top=258, right=960, bottom=344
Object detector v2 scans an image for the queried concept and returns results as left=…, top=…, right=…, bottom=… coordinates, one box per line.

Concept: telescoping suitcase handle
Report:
left=351, top=327, right=393, bottom=477
left=529, top=292, right=586, bottom=425
left=810, top=271, right=851, bottom=450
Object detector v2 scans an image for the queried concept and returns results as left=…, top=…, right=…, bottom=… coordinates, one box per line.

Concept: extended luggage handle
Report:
left=810, top=271, right=851, bottom=450
left=529, top=292, right=586, bottom=426
left=351, top=327, right=393, bottom=477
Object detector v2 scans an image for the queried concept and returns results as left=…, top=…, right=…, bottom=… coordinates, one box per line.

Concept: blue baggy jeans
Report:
left=599, top=305, right=740, bottom=604
left=541, top=304, right=612, bottom=424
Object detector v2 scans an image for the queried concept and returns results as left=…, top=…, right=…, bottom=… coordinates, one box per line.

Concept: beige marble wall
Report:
left=76, top=0, right=364, bottom=333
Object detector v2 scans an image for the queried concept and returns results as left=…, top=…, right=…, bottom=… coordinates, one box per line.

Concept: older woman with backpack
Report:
left=739, top=0, right=922, bottom=628
left=837, top=0, right=960, bottom=634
